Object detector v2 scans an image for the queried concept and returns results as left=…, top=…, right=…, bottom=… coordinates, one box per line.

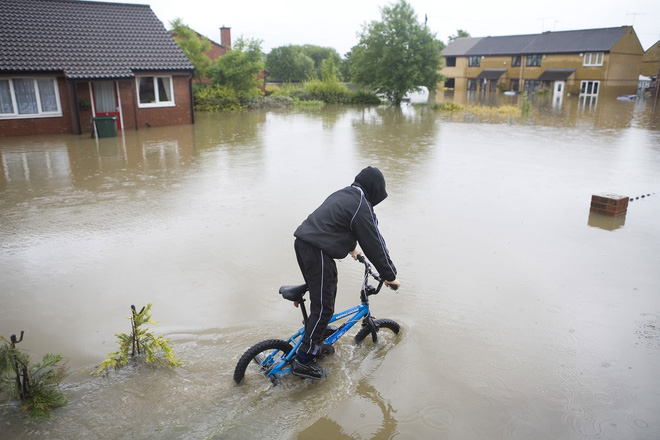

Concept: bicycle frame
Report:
left=264, top=303, right=371, bottom=376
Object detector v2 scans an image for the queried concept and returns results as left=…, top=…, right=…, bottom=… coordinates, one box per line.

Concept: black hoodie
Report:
left=294, top=167, right=397, bottom=281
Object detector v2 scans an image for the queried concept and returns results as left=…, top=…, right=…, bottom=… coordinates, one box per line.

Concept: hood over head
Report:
left=353, top=166, right=388, bottom=206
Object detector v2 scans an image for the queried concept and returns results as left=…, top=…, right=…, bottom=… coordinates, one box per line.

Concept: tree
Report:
left=210, top=37, right=265, bottom=100
left=170, top=18, right=212, bottom=82
left=300, top=45, right=344, bottom=81
left=448, top=29, right=471, bottom=43
left=321, top=57, right=339, bottom=82
left=349, top=0, right=443, bottom=105
left=266, top=45, right=315, bottom=82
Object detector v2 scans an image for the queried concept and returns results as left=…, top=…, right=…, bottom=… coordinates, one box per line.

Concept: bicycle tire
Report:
left=354, top=318, right=400, bottom=343
left=233, top=339, right=293, bottom=384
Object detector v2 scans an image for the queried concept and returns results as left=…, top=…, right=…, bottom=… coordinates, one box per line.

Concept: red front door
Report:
left=92, top=81, right=121, bottom=130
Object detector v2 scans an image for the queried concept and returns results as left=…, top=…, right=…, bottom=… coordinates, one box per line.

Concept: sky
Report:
left=106, top=0, right=659, bottom=54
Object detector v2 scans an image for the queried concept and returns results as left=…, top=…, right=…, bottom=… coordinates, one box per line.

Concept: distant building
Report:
left=641, top=41, right=660, bottom=80
left=440, top=26, right=644, bottom=100
left=0, top=0, right=195, bottom=137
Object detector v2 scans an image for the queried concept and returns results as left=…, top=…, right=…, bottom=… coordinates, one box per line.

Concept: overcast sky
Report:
left=107, top=0, right=659, bottom=53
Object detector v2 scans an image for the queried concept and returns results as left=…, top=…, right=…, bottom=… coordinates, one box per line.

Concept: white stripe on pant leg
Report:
left=306, top=249, right=324, bottom=355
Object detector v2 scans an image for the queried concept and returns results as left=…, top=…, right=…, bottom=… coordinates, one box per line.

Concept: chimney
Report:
left=220, top=26, right=231, bottom=50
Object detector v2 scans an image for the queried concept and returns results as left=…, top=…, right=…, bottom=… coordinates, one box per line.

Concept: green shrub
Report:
left=265, top=84, right=281, bottom=96
left=245, top=95, right=294, bottom=109
left=294, top=99, right=325, bottom=108
left=432, top=102, right=464, bottom=112
left=193, top=84, right=241, bottom=111
left=1, top=332, right=67, bottom=420
left=520, top=91, right=531, bottom=114
left=303, top=79, right=350, bottom=103
left=349, top=90, right=382, bottom=104
left=94, top=304, right=182, bottom=375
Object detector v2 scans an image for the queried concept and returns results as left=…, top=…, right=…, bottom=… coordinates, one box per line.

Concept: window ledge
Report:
left=0, top=113, right=62, bottom=120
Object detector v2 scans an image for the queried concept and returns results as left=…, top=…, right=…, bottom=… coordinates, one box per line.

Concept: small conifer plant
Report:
left=0, top=332, right=68, bottom=419
left=94, top=304, right=182, bottom=375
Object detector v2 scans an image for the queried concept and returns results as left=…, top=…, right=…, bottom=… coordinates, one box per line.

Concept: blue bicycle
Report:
left=233, top=255, right=400, bottom=385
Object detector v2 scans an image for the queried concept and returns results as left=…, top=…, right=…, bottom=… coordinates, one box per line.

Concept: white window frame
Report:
left=0, top=77, right=62, bottom=119
left=583, top=52, right=604, bottom=67
left=136, top=75, right=175, bottom=108
left=579, top=80, right=600, bottom=97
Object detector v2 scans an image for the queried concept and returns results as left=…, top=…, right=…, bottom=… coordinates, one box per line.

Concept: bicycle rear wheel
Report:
left=234, top=339, right=292, bottom=385
left=354, top=319, right=400, bottom=343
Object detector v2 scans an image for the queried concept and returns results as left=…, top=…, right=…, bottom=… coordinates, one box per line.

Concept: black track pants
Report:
left=294, top=238, right=337, bottom=356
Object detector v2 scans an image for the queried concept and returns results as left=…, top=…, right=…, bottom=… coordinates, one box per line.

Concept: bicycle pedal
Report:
left=320, top=343, right=335, bottom=356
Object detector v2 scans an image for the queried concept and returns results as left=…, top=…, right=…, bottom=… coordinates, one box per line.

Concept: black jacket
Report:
left=294, top=167, right=397, bottom=281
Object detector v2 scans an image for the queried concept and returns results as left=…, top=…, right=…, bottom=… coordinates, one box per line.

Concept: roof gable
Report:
left=443, top=27, right=631, bottom=57
left=0, top=0, right=194, bottom=79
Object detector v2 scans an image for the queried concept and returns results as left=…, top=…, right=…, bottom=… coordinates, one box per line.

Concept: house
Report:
left=0, top=0, right=195, bottom=137
left=641, top=41, right=660, bottom=80
left=440, top=26, right=644, bottom=100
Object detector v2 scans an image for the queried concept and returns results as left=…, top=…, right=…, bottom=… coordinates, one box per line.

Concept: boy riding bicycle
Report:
left=292, top=166, right=400, bottom=379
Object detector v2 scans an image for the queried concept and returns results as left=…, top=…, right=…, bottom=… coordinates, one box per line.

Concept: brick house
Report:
left=441, top=26, right=643, bottom=100
left=0, top=0, right=195, bottom=137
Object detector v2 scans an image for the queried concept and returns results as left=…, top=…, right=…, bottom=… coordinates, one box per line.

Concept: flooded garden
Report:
left=1, top=93, right=659, bottom=439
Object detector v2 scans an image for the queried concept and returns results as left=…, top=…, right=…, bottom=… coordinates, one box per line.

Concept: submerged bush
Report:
left=432, top=102, right=464, bottom=112
left=303, top=79, right=350, bottom=103
left=245, top=95, right=294, bottom=109
left=193, top=84, right=241, bottom=111
left=0, top=332, right=68, bottom=420
left=349, top=90, right=382, bottom=105
left=94, top=304, right=182, bottom=375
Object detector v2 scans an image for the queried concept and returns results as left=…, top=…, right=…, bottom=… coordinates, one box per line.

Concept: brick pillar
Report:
left=590, top=194, right=629, bottom=216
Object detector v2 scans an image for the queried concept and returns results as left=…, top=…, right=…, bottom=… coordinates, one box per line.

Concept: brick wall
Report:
left=134, top=75, right=193, bottom=129
left=1, top=74, right=193, bottom=137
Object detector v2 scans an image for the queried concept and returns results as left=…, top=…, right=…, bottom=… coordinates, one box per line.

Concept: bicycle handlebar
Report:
left=357, top=255, right=398, bottom=292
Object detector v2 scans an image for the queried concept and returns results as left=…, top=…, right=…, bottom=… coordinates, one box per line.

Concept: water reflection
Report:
left=587, top=211, right=627, bottom=231
left=0, top=126, right=197, bottom=199
left=436, top=89, right=658, bottom=129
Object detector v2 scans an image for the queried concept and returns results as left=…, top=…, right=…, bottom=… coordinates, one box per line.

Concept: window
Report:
left=524, top=80, right=541, bottom=93
left=468, top=56, right=481, bottom=67
left=509, top=79, right=519, bottom=92
left=511, top=56, right=521, bottom=67
left=137, top=76, right=175, bottom=107
left=0, top=77, right=62, bottom=118
left=583, top=52, right=604, bottom=66
left=526, top=55, right=542, bottom=67
left=467, top=79, right=478, bottom=91
left=580, top=80, right=600, bottom=97
left=445, top=57, right=456, bottom=67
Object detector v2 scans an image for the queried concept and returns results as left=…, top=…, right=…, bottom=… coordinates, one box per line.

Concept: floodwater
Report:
left=1, top=94, right=659, bottom=439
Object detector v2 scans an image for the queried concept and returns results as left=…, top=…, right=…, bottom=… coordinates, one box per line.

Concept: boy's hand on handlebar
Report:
left=350, top=247, right=362, bottom=261
left=385, top=278, right=401, bottom=291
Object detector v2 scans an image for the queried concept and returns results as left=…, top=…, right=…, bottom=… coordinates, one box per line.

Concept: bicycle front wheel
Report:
left=354, top=319, right=400, bottom=343
left=234, top=339, right=292, bottom=385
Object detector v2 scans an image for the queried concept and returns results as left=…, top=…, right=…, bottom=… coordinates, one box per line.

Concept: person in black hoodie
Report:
left=291, top=166, right=400, bottom=379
